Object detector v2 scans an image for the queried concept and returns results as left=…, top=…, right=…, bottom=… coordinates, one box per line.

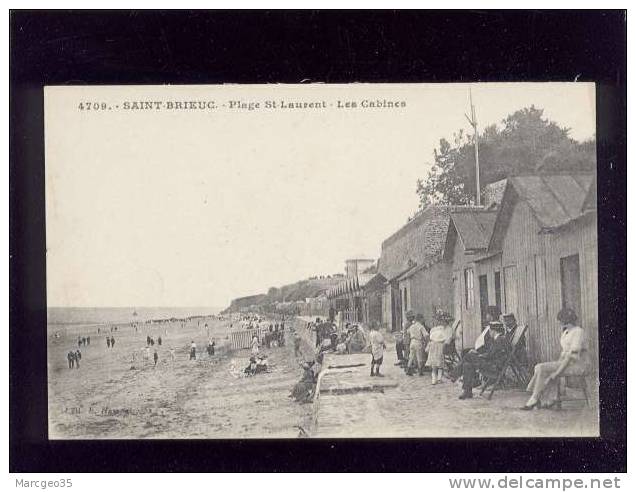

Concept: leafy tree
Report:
left=416, top=106, right=596, bottom=207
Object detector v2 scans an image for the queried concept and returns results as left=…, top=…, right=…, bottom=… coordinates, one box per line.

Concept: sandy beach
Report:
left=48, top=317, right=314, bottom=439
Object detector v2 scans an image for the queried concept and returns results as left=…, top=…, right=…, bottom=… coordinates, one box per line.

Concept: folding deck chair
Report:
left=480, top=323, right=529, bottom=400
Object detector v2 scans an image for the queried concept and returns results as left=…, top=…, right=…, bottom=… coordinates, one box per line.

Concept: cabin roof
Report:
left=581, top=176, right=597, bottom=212
left=488, top=173, right=595, bottom=252
left=441, top=208, right=497, bottom=260
left=449, top=209, right=498, bottom=251
left=327, top=273, right=377, bottom=298
left=507, top=174, right=594, bottom=229
left=362, top=273, right=387, bottom=292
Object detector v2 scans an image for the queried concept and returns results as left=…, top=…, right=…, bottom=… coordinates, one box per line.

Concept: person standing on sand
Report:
left=107, top=337, right=111, bottom=349
left=153, top=350, right=159, bottom=366
left=67, top=350, right=74, bottom=369
left=170, top=347, right=175, bottom=362
left=251, top=335, right=259, bottom=356
left=293, top=331, right=302, bottom=357
left=86, top=336, right=90, bottom=346
left=190, top=341, right=197, bottom=360
left=146, top=335, right=151, bottom=347
left=158, top=336, right=162, bottom=346
left=368, top=324, right=386, bottom=377
left=405, top=311, right=428, bottom=376
left=75, top=349, right=81, bottom=369
left=111, top=336, right=116, bottom=348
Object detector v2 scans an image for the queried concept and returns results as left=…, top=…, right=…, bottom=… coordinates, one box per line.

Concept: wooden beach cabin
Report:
left=485, top=173, right=597, bottom=366
left=326, top=273, right=375, bottom=324
left=442, top=208, right=499, bottom=350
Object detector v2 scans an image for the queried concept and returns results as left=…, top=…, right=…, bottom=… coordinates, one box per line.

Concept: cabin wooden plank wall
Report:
left=544, top=214, right=598, bottom=374
left=499, top=201, right=598, bottom=368
left=450, top=235, right=484, bottom=349
left=500, top=200, right=547, bottom=364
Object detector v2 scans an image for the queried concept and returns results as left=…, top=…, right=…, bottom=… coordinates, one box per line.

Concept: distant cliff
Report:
left=223, top=275, right=344, bottom=313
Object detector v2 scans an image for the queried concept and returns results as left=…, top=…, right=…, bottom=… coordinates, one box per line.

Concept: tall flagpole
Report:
left=465, top=88, right=481, bottom=206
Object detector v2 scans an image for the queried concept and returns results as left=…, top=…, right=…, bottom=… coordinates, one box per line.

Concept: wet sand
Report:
left=48, top=318, right=313, bottom=439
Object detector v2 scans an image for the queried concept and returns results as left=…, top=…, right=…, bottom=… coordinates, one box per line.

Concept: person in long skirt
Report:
left=520, top=307, right=588, bottom=410
left=426, top=310, right=454, bottom=384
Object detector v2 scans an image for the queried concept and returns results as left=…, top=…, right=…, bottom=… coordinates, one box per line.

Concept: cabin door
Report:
left=494, top=271, right=502, bottom=315
left=560, top=254, right=582, bottom=322
left=391, top=285, right=402, bottom=332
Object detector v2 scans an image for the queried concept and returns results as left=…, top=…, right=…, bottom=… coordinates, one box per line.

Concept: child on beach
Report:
left=426, top=309, right=454, bottom=384
left=251, top=335, right=259, bottom=356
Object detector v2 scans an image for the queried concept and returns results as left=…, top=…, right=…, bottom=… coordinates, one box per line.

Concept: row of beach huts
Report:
left=325, top=173, right=597, bottom=369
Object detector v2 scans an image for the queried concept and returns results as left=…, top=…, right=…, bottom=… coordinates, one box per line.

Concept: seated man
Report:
left=347, top=325, right=367, bottom=353
left=459, top=321, right=511, bottom=400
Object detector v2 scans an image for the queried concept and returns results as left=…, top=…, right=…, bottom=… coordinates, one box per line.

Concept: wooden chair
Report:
left=480, top=324, right=528, bottom=400
left=555, top=374, right=590, bottom=409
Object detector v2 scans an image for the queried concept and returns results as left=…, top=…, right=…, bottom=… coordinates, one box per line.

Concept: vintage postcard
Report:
left=45, top=83, right=599, bottom=439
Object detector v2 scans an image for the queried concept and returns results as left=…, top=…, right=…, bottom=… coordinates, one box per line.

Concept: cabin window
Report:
left=494, top=271, right=502, bottom=314
left=560, top=254, right=582, bottom=322
left=464, top=268, right=475, bottom=309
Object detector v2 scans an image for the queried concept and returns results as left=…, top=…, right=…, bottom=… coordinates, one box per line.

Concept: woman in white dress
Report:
left=521, top=307, right=588, bottom=410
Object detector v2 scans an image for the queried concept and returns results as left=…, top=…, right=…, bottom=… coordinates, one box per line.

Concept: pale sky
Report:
left=45, top=83, right=595, bottom=308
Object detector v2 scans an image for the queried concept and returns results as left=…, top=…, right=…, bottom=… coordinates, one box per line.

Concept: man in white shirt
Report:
left=406, top=311, right=429, bottom=376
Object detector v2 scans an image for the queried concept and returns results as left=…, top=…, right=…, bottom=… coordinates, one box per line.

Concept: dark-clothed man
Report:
left=75, top=349, right=81, bottom=369
left=67, top=351, right=75, bottom=369
left=459, top=321, right=510, bottom=399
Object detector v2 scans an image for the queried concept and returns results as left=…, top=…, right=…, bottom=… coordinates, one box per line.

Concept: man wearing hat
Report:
left=459, top=320, right=510, bottom=399
left=405, top=310, right=429, bottom=376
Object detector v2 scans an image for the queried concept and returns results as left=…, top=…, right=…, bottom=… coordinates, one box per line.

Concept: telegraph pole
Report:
left=465, top=88, right=481, bottom=206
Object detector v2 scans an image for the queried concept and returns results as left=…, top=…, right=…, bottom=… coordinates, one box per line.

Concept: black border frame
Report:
left=9, top=10, right=627, bottom=473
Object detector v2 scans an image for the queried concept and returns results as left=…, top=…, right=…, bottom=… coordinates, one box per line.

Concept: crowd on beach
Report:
left=59, top=315, right=226, bottom=373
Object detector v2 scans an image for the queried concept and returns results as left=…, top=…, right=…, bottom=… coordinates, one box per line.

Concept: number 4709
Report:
left=78, top=102, right=109, bottom=110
